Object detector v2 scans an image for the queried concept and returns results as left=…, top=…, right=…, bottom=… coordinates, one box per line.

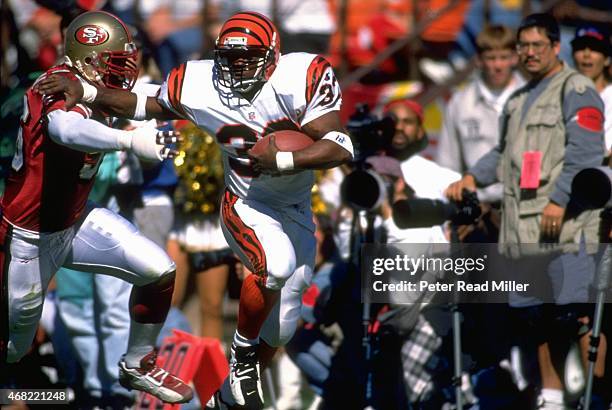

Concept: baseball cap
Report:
left=383, top=99, right=424, bottom=123
left=571, top=26, right=611, bottom=57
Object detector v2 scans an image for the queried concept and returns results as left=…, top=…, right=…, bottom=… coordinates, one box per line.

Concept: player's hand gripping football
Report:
left=248, top=135, right=280, bottom=175
left=35, top=74, right=84, bottom=109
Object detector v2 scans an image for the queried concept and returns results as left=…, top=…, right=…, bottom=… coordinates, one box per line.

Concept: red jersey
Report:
left=1, top=65, right=105, bottom=232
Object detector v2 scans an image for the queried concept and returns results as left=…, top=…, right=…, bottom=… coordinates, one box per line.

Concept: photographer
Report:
left=382, top=99, right=461, bottom=244
left=378, top=100, right=478, bottom=407
left=446, top=14, right=608, bottom=409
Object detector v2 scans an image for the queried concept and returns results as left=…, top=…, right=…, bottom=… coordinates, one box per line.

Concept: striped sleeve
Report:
left=157, top=62, right=189, bottom=119
left=301, top=55, right=342, bottom=127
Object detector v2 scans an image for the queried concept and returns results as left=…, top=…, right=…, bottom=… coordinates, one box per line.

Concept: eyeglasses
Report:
left=516, top=41, right=551, bottom=54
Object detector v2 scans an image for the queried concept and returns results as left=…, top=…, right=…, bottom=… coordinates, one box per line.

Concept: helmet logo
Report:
left=224, top=37, right=247, bottom=46
left=75, top=25, right=109, bottom=46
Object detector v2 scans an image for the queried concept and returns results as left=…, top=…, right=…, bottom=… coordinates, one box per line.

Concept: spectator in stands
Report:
left=276, top=0, right=335, bottom=55
left=437, top=25, right=524, bottom=205
left=138, top=0, right=203, bottom=76
left=417, top=0, right=472, bottom=83
left=333, top=0, right=412, bottom=83
left=1, top=2, right=36, bottom=91
left=6, top=0, right=62, bottom=70
left=487, top=0, right=523, bottom=29
left=571, top=26, right=612, bottom=157
left=551, top=0, right=612, bottom=67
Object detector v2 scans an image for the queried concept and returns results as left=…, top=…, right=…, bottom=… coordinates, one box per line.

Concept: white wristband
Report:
left=322, top=131, right=354, bottom=158
left=81, top=80, right=98, bottom=103
left=133, top=92, right=147, bottom=120
left=276, top=151, right=294, bottom=171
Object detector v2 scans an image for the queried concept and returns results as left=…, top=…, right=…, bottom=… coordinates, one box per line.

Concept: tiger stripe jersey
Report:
left=157, top=52, right=342, bottom=210
left=165, top=62, right=188, bottom=117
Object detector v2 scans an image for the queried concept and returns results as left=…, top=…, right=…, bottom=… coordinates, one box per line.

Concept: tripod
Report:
left=582, top=243, right=611, bottom=409
left=449, top=224, right=464, bottom=410
left=350, top=209, right=377, bottom=409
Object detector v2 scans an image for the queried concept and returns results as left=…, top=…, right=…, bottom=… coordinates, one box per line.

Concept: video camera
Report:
left=340, top=104, right=397, bottom=211
left=346, top=103, right=396, bottom=161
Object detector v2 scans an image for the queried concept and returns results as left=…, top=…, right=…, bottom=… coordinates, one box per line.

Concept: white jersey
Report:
left=158, top=52, right=342, bottom=208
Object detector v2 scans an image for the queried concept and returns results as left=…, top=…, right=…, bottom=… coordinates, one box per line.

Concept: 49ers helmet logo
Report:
left=75, top=25, right=109, bottom=46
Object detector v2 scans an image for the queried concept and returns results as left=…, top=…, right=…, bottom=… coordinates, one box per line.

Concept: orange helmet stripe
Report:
left=218, top=12, right=276, bottom=47
left=239, top=12, right=275, bottom=39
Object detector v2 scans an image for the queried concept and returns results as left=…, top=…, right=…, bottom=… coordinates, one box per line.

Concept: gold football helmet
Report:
left=64, top=11, right=138, bottom=90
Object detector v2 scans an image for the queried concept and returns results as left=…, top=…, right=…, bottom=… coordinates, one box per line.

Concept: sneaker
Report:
left=118, top=350, right=193, bottom=404
left=229, top=342, right=264, bottom=409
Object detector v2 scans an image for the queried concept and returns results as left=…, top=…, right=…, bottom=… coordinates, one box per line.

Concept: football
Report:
left=250, top=130, right=314, bottom=155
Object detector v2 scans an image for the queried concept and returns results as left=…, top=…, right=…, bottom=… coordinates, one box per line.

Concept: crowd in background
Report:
left=1, top=0, right=611, bottom=409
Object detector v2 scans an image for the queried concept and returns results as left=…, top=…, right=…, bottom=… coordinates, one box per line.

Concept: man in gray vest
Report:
left=445, top=13, right=607, bottom=410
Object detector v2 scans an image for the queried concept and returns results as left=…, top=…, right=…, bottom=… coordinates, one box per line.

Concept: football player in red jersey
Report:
left=0, top=11, right=193, bottom=404
left=37, top=11, right=353, bottom=409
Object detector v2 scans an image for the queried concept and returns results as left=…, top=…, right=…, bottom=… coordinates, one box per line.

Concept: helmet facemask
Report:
left=74, top=42, right=139, bottom=91
left=100, top=42, right=139, bottom=90
left=214, top=44, right=275, bottom=94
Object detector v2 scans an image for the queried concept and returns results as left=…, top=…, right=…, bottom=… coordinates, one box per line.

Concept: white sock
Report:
left=541, top=388, right=563, bottom=404
left=540, top=389, right=565, bottom=410
left=277, top=352, right=302, bottom=408
left=124, top=321, right=163, bottom=367
left=233, top=331, right=259, bottom=348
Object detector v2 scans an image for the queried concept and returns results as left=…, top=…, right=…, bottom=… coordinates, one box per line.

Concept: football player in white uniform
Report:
left=38, top=11, right=353, bottom=409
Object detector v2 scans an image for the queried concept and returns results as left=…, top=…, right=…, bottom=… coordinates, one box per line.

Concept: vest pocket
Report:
left=524, top=107, right=562, bottom=184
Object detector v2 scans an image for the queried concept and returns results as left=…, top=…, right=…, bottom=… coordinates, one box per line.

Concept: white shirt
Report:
left=600, top=83, right=612, bottom=152
left=436, top=72, right=525, bottom=202
left=385, top=155, right=461, bottom=244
